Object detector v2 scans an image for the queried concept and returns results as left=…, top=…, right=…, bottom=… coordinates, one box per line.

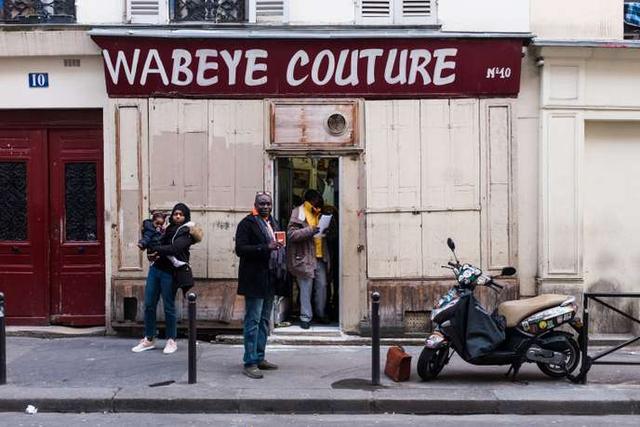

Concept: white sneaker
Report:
left=163, top=339, right=177, bottom=354
left=131, top=338, right=155, bottom=353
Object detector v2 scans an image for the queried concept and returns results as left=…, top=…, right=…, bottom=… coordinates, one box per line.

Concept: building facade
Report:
left=12, top=1, right=625, bottom=336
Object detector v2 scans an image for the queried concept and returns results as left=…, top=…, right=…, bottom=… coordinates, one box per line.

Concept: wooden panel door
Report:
left=48, top=129, right=105, bottom=325
left=0, top=130, right=49, bottom=325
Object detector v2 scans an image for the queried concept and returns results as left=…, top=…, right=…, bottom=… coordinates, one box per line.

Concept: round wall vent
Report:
left=326, top=113, right=348, bottom=136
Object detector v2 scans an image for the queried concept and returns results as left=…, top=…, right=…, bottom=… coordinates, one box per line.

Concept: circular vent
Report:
left=326, top=113, right=348, bottom=136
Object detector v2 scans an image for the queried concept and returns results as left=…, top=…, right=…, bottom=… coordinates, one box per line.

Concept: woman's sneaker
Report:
left=163, top=339, right=178, bottom=354
left=131, top=338, right=155, bottom=353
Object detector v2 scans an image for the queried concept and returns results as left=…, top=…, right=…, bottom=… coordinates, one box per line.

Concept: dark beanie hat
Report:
left=171, top=202, right=191, bottom=223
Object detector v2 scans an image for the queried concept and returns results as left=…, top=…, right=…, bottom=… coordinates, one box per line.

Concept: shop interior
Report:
left=274, top=157, right=340, bottom=327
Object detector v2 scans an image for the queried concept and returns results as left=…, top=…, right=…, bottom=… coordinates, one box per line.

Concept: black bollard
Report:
left=371, top=291, right=381, bottom=386
left=0, top=292, right=6, bottom=385
left=188, top=292, right=197, bottom=384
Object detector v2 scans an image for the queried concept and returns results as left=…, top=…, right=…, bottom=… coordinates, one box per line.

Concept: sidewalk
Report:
left=1, top=336, right=640, bottom=415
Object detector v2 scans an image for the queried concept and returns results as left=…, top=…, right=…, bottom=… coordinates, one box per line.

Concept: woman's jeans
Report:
left=144, top=264, right=177, bottom=340
left=243, top=296, right=273, bottom=367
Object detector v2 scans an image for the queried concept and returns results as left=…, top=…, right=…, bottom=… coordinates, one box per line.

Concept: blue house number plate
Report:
left=28, top=73, right=49, bottom=88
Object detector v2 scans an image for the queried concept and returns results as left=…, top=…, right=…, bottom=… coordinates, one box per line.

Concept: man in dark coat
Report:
left=235, top=192, right=284, bottom=379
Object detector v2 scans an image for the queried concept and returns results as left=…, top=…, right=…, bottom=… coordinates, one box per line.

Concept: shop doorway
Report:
left=275, top=157, right=340, bottom=327
left=0, top=110, right=105, bottom=326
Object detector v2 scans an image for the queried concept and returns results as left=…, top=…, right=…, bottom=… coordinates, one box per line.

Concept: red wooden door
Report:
left=0, top=130, right=49, bottom=325
left=48, top=129, right=105, bottom=325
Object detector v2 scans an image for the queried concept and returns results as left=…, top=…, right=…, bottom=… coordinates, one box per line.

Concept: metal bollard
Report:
left=0, top=292, right=6, bottom=385
left=188, top=292, right=197, bottom=384
left=371, top=291, right=381, bottom=386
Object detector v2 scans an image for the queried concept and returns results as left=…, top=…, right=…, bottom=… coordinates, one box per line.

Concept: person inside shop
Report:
left=131, top=202, right=202, bottom=355
left=287, top=189, right=330, bottom=329
left=235, top=192, right=286, bottom=379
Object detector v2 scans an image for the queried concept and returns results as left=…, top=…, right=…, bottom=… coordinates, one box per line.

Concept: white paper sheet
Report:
left=317, top=214, right=333, bottom=235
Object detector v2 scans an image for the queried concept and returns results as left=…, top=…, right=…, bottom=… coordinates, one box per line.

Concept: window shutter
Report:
left=396, top=0, right=436, bottom=25
left=127, top=0, right=162, bottom=24
left=249, top=0, right=288, bottom=23
left=357, top=0, right=393, bottom=25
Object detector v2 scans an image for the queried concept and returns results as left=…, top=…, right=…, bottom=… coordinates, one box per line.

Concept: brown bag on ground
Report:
left=384, top=345, right=412, bottom=382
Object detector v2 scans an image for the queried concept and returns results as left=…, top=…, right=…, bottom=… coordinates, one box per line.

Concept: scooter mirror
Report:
left=501, top=267, right=517, bottom=276
left=447, top=238, right=455, bottom=251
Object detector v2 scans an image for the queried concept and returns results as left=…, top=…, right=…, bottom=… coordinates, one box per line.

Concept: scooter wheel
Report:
left=417, top=346, right=447, bottom=381
left=537, top=335, right=580, bottom=378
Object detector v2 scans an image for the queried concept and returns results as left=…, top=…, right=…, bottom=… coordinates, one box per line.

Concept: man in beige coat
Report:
left=287, top=190, right=330, bottom=329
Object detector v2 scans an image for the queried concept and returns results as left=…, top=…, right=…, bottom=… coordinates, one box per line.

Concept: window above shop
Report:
left=126, top=0, right=287, bottom=24
left=170, top=0, right=248, bottom=23
left=1, top=0, right=76, bottom=24
left=357, top=0, right=437, bottom=25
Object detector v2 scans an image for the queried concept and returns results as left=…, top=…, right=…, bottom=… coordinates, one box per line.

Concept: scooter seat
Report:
left=498, top=294, right=571, bottom=328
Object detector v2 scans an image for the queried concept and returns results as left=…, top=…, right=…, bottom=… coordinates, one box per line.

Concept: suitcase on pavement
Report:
left=384, top=345, right=412, bottom=382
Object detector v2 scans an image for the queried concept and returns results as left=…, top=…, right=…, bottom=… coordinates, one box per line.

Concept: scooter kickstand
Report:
left=506, top=362, right=527, bottom=384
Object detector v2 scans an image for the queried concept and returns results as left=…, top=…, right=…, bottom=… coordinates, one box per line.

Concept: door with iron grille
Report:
left=0, top=110, right=104, bottom=325
left=0, top=130, right=49, bottom=325
left=48, top=129, right=105, bottom=325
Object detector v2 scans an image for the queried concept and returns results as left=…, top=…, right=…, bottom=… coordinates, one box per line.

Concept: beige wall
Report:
left=537, top=47, right=640, bottom=315
left=531, top=0, right=623, bottom=40
left=584, top=121, right=640, bottom=294
left=515, top=51, right=541, bottom=297
left=0, top=56, right=106, bottom=109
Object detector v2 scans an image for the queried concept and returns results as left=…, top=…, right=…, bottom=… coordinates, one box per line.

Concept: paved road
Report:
left=1, top=413, right=640, bottom=427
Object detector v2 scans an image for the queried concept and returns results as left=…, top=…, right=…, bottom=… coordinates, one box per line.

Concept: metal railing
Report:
left=1, top=0, right=76, bottom=24
left=172, top=0, right=247, bottom=23
left=570, top=292, right=640, bottom=384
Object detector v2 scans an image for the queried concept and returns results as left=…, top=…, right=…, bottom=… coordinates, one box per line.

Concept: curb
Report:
left=0, top=387, right=638, bottom=415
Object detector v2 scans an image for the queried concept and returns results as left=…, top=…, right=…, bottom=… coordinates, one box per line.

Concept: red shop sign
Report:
left=91, top=36, right=523, bottom=99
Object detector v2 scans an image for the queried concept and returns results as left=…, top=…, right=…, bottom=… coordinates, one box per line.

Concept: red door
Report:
left=49, top=129, right=105, bottom=325
left=0, top=130, right=49, bottom=325
left=0, top=110, right=104, bottom=326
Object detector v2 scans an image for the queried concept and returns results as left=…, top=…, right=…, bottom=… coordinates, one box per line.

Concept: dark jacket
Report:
left=138, top=219, right=162, bottom=249
left=150, top=203, right=201, bottom=273
left=152, top=221, right=197, bottom=273
left=235, top=214, right=281, bottom=299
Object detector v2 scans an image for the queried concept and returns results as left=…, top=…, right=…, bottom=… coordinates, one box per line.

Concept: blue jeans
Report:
left=144, top=264, right=177, bottom=340
left=243, top=296, right=273, bottom=367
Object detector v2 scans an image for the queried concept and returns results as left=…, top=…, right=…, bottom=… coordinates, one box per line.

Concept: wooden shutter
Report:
left=249, top=0, right=288, bottom=23
left=358, top=0, right=393, bottom=25
left=127, top=0, right=162, bottom=24
left=396, top=0, right=436, bottom=25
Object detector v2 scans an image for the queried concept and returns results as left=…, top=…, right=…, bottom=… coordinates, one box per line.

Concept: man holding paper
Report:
left=287, top=189, right=331, bottom=329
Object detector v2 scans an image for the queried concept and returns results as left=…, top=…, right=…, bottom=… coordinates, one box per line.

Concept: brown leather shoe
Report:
left=243, top=365, right=263, bottom=379
left=258, top=360, right=279, bottom=370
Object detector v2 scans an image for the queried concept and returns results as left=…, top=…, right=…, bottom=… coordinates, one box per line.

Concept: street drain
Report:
left=331, top=378, right=387, bottom=390
left=148, top=380, right=175, bottom=387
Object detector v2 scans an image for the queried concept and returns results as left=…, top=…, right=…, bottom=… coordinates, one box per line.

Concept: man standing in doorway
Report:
left=287, top=189, right=330, bottom=329
left=235, top=192, right=284, bottom=379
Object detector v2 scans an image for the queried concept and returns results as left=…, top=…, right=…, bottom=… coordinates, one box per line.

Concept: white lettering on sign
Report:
left=101, top=47, right=462, bottom=88
left=195, top=49, right=219, bottom=86
left=244, top=49, right=268, bottom=86
left=171, top=49, right=193, bottom=86
left=433, top=48, right=457, bottom=86
left=140, top=49, right=169, bottom=86
left=103, top=49, right=140, bottom=85
left=359, top=49, right=384, bottom=85
left=220, top=50, right=242, bottom=85
left=286, top=50, right=309, bottom=86
left=486, top=67, right=512, bottom=79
